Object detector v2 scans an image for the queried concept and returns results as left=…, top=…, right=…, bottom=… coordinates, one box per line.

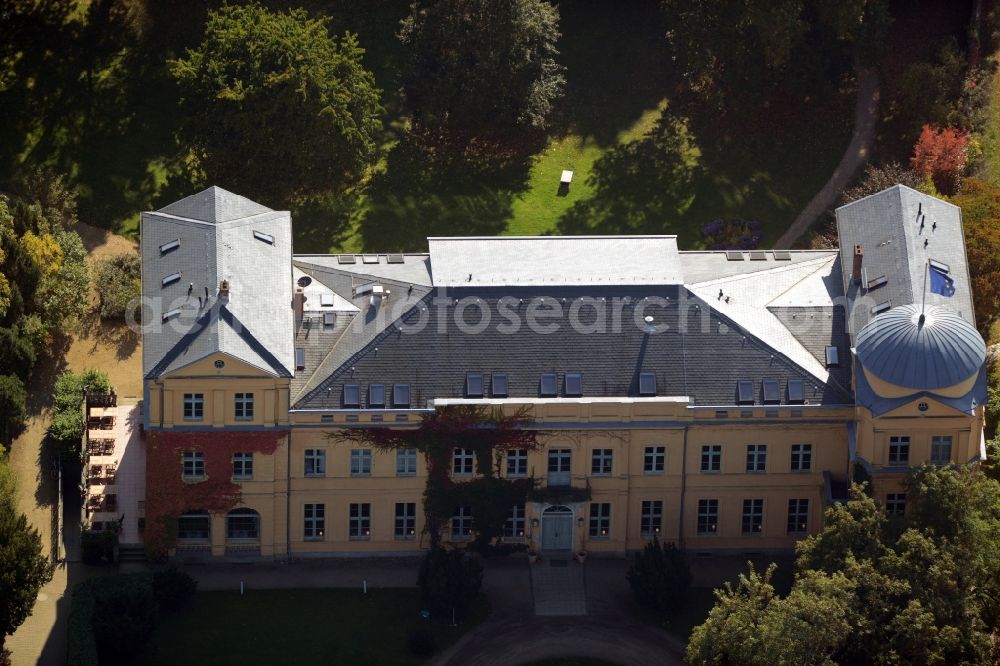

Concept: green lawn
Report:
left=141, top=588, right=487, bottom=666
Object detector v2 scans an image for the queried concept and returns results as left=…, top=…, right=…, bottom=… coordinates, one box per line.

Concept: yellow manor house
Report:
left=134, top=184, right=986, bottom=560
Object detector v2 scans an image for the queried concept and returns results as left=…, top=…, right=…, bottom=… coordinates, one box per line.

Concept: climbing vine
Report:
left=328, top=405, right=546, bottom=551
left=144, top=430, right=284, bottom=560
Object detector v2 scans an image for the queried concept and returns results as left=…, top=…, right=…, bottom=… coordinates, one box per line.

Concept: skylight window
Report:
left=320, top=294, right=334, bottom=307
left=338, top=255, right=357, bottom=264
left=772, top=250, right=791, bottom=261
left=726, top=251, right=744, bottom=261
left=929, top=259, right=950, bottom=273
left=362, top=255, right=379, bottom=264
left=492, top=373, right=508, bottom=398
left=871, top=301, right=891, bottom=315
left=162, top=308, right=181, bottom=322
left=540, top=373, right=557, bottom=397
left=788, top=379, right=805, bottom=404
left=638, top=372, right=657, bottom=396
left=393, top=384, right=410, bottom=408
left=748, top=251, right=767, bottom=261
left=762, top=379, right=780, bottom=404
left=825, top=346, right=840, bottom=367
left=343, top=384, right=360, bottom=408
left=161, top=273, right=181, bottom=287
left=737, top=380, right=754, bottom=404
left=159, top=239, right=180, bottom=255
left=565, top=372, right=583, bottom=397
left=386, top=254, right=405, bottom=264
left=867, top=275, right=887, bottom=290
left=295, top=348, right=305, bottom=370
left=466, top=372, right=484, bottom=398
left=252, top=230, right=274, bottom=244
left=368, top=384, right=385, bottom=408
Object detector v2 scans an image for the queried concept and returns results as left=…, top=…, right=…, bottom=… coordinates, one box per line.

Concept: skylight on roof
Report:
left=762, top=378, right=780, bottom=404
left=162, top=308, right=181, bottom=322
left=161, top=273, right=181, bottom=287
left=825, top=346, right=840, bottom=367
left=540, top=373, right=557, bottom=397
left=338, top=255, right=357, bottom=264
left=320, top=294, right=334, bottom=307
left=159, top=239, right=180, bottom=255
left=772, top=250, right=791, bottom=261
left=253, top=230, right=274, bottom=244
left=788, top=379, right=805, bottom=404
left=295, top=347, right=305, bottom=370
left=638, top=372, right=656, bottom=396
left=929, top=259, right=950, bottom=273
left=466, top=372, right=484, bottom=398
left=362, top=255, right=379, bottom=264
left=867, top=275, right=887, bottom=290
left=343, top=384, right=360, bottom=408
left=871, top=301, right=891, bottom=315
left=726, top=251, right=744, bottom=261
left=737, top=380, right=754, bottom=404
left=565, top=372, right=583, bottom=397
left=492, top=372, right=508, bottom=398
left=748, top=251, right=767, bottom=261
left=368, top=383, right=385, bottom=407
left=386, top=254, right=405, bottom=264
left=393, top=384, right=410, bottom=407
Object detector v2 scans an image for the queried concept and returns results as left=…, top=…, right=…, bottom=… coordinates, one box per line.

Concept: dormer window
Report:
left=466, top=373, right=484, bottom=398
left=393, top=384, right=410, bottom=408
left=343, top=384, right=360, bottom=408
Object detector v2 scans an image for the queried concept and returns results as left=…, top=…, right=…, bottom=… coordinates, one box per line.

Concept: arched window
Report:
left=226, top=508, right=260, bottom=540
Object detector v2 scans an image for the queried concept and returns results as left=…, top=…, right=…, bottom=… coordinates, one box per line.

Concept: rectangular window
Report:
left=492, top=372, right=508, bottom=398
left=395, top=502, right=417, bottom=539
left=762, top=379, right=779, bottom=404
left=252, top=230, right=274, bottom=244
left=589, top=502, right=611, bottom=538
left=183, top=393, right=204, bottom=420
left=742, top=499, right=764, bottom=535
left=159, top=239, right=180, bottom=255
left=368, top=384, right=385, bottom=408
left=888, top=436, right=910, bottom=465
left=182, top=451, right=204, bottom=480
left=343, top=384, right=360, bottom=408
left=564, top=372, right=583, bottom=396
left=161, top=272, right=181, bottom=287
left=640, top=500, right=663, bottom=537
left=396, top=448, right=418, bottom=476
left=507, top=449, right=528, bottom=477
left=232, top=453, right=253, bottom=480
left=451, top=506, right=473, bottom=539
left=791, top=444, right=812, bottom=472
left=295, top=348, right=305, bottom=370
left=466, top=372, right=484, bottom=398
left=886, top=493, right=906, bottom=517
left=392, top=384, right=410, bottom=408
left=737, top=380, right=754, bottom=404
left=548, top=449, right=571, bottom=485
left=503, top=504, right=526, bottom=539
left=304, top=504, right=325, bottom=540
left=825, top=346, right=840, bottom=367
left=787, top=379, right=805, bottom=404
left=700, top=445, right=722, bottom=472
left=931, top=436, right=952, bottom=464
left=540, top=373, right=557, bottom=397
left=644, top=446, right=665, bottom=473
left=638, top=372, right=656, bottom=396
left=697, top=499, right=719, bottom=535
left=453, top=448, right=474, bottom=475
left=304, top=449, right=326, bottom=477
left=349, top=503, right=371, bottom=540
left=234, top=393, right=254, bottom=420
left=350, top=449, right=372, bottom=476
left=787, top=499, right=809, bottom=534
left=177, top=513, right=209, bottom=540
left=746, top=445, right=767, bottom=472
left=591, top=449, right=613, bottom=476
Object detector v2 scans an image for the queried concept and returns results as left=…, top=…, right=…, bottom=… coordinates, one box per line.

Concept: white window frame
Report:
left=787, top=499, right=809, bottom=534
left=451, top=506, right=474, bottom=540
left=349, top=503, right=371, bottom=540
left=183, top=393, right=204, bottom=420
left=304, top=449, right=326, bottom=477
left=182, top=451, right=205, bottom=480
left=506, top=449, right=528, bottom=477
left=742, top=498, right=764, bottom=535
left=453, top=448, right=474, bottom=476
left=232, top=452, right=253, bottom=480
left=697, top=499, right=719, bottom=535
left=888, top=436, right=910, bottom=465
left=395, top=502, right=417, bottom=539
left=350, top=449, right=372, bottom=476
left=640, top=500, right=663, bottom=537
left=304, top=504, right=325, bottom=540
left=791, top=444, right=813, bottom=472
left=643, top=446, right=665, bottom=473
left=885, top=493, right=906, bottom=517
left=234, top=392, right=254, bottom=420
left=700, top=445, right=722, bottom=472
left=589, top=502, right=611, bottom=539
left=396, top=448, right=418, bottom=476
left=591, top=448, right=613, bottom=476
left=746, top=444, right=767, bottom=472
left=503, top=504, right=526, bottom=539
left=930, top=435, right=952, bottom=464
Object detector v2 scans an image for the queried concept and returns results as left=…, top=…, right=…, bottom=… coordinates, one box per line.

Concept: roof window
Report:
left=393, top=384, right=410, bottom=408
left=343, top=384, right=360, bottom=408
left=466, top=372, right=484, bottom=398
left=871, top=301, right=891, bottom=315
left=159, top=239, right=180, bottom=255
left=638, top=372, right=656, bottom=396
left=368, top=384, right=385, bottom=408
left=540, top=373, right=557, bottom=397
left=762, top=378, right=780, bottom=404
left=252, top=230, right=274, bottom=244
left=825, top=346, right=839, bottom=367
left=564, top=372, right=583, bottom=397
left=788, top=379, right=805, bottom=404
left=162, top=308, right=181, bottom=322
left=162, top=273, right=181, bottom=287
left=295, top=347, right=305, bottom=370
left=737, top=380, right=754, bottom=404
left=492, top=373, right=508, bottom=398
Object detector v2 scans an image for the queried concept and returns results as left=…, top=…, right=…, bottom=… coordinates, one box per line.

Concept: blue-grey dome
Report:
left=855, top=304, right=985, bottom=391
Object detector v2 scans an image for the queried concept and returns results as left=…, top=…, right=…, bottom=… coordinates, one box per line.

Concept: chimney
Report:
left=293, top=288, right=305, bottom=318
left=220, top=279, right=230, bottom=296
left=852, top=244, right=863, bottom=285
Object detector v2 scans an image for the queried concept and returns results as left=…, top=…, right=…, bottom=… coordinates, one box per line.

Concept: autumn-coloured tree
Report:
left=949, top=178, right=1000, bottom=336
left=911, top=124, right=969, bottom=195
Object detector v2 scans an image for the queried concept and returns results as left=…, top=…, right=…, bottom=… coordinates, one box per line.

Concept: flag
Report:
left=929, top=265, right=956, bottom=297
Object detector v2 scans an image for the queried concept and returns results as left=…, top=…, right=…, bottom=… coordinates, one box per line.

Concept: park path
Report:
left=774, top=66, right=880, bottom=249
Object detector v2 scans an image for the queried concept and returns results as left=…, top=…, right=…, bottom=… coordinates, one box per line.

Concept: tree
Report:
left=170, top=3, right=384, bottom=205
left=840, top=162, right=927, bottom=205
left=0, top=446, right=53, bottom=652
left=0, top=328, right=36, bottom=382
left=49, top=369, right=112, bottom=456
left=948, top=178, right=1000, bottom=335
left=93, top=253, right=140, bottom=322
left=417, top=547, right=483, bottom=621
left=687, top=564, right=854, bottom=666
left=0, top=376, right=27, bottom=447
left=399, top=0, right=564, bottom=146
left=30, top=227, right=89, bottom=330
left=911, top=124, right=969, bottom=195
left=626, top=537, right=692, bottom=618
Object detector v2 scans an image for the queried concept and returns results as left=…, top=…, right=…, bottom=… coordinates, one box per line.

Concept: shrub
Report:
left=626, top=537, right=692, bottom=618
left=91, top=579, right=158, bottom=665
left=68, top=573, right=155, bottom=666
left=93, top=253, right=140, bottom=322
left=701, top=219, right=762, bottom=250
left=80, top=530, right=117, bottom=565
left=911, top=124, right=969, bottom=195
left=407, top=629, right=437, bottom=658
left=153, top=568, right=198, bottom=611
left=417, top=547, right=484, bottom=621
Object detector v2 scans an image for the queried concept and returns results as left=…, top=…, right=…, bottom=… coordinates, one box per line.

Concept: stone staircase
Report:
left=118, top=544, right=147, bottom=563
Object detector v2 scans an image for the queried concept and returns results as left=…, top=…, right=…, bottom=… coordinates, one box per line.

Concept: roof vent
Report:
left=220, top=279, right=230, bottom=295
left=852, top=245, right=864, bottom=285
left=297, top=276, right=312, bottom=287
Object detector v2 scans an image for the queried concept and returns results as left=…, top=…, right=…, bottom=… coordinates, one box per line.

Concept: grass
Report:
left=520, top=659, right=623, bottom=666
left=141, top=588, right=488, bottom=666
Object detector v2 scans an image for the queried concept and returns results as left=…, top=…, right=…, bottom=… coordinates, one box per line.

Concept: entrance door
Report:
left=541, top=505, right=573, bottom=551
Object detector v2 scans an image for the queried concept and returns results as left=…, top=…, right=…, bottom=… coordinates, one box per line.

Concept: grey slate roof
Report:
left=141, top=187, right=294, bottom=378
left=292, top=285, right=854, bottom=410
left=835, top=185, right=976, bottom=336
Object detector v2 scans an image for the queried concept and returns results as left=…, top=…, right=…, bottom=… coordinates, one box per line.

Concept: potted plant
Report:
left=576, top=549, right=588, bottom=564
left=527, top=549, right=539, bottom=564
